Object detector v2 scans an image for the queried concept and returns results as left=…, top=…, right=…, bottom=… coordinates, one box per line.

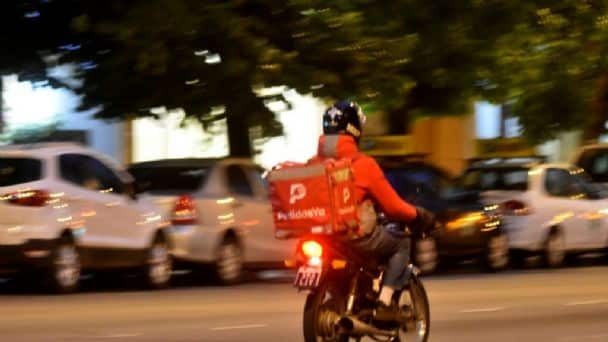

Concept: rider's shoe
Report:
left=374, top=302, right=400, bottom=322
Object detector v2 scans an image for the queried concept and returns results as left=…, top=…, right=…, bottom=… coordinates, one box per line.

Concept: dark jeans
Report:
left=350, top=226, right=411, bottom=289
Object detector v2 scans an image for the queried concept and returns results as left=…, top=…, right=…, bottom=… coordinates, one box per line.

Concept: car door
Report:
left=58, top=153, right=146, bottom=253
left=224, top=164, right=272, bottom=263
left=571, top=172, right=608, bottom=249
left=244, top=164, right=298, bottom=262
left=543, top=168, right=590, bottom=249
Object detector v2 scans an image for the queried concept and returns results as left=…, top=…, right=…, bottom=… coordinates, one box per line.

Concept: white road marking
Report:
left=93, top=333, right=143, bottom=339
left=210, top=324, right=268, bottom=331
left=460, top=307, right=506, bottom=313
left=560, top=334, right=608, bottom=341
left=565, top=299, right=606, bottom=306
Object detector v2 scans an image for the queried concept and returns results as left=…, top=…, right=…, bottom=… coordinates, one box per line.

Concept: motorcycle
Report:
left=294, top=225, right=431, bottom=342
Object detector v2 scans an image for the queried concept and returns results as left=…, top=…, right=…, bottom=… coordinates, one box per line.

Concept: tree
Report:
left=6, top=1, right=606, bottom=151
left=482, top=1, right=608, bottom=143
left=0, top=0, right=77, bottom=131
left=61, top=0, right=544, bottom=156
left=63, top=1, right=291, bottom=156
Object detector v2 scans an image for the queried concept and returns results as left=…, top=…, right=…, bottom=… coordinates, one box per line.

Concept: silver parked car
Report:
left=128, top=158, right=297, bottom=284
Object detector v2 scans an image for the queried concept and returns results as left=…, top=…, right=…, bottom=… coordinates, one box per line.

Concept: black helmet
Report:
left=322, top=100, right=366, bottom=140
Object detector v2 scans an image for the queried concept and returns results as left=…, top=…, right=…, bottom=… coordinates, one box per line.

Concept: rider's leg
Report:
left=351, top=227, right=411, bottom=321
left=383, top=236, right=411, bottom=291
left=378, top=235, right=410, bottom=310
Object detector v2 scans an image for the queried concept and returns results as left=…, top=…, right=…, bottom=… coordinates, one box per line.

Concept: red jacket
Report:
left=317, top=134, right=418, bottom=222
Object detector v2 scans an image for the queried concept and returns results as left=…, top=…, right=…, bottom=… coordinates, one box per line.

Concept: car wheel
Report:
left=144, top=236, right=172, bottom=289
left=482, top=233, right=509, bottom=272
left=543, top=230, right=565, bottom=268
left=215, top=237, right=243, bottom=285
left=414, top=237, right=438, bottom=275
left=47, top=238, right=81, bottom=294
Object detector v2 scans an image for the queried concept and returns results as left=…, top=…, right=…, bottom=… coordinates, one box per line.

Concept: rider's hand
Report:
left=413, top=206, right=436, bottom=235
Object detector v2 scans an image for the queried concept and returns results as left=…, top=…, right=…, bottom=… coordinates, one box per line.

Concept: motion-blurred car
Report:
left=128, top=158, right=297, bottom=284
left=381, top=158, right=508, bottom=274
left=0, top=143, right=172, bottom=293
left=461, top=158, right=608, bottom=267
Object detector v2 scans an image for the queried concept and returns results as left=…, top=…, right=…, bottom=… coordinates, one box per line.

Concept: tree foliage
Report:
left=0, top=0, right=77, bottom=129
left=484, top=1, right=608, bottom=143
left=58, top=0, right=539, bottom=155
left=5, top=0, right=608, bottom=151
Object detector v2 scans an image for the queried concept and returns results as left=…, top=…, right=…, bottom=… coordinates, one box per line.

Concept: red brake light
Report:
left=4, top=190, right=50, bottom=207
left=302, top=240, right=323, bottom=259
left=501, top=200, right=530, bottom=216
left=172, top=195, right=198, bottom=225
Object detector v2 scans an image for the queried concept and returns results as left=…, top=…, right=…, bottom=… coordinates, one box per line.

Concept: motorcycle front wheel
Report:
left=396, top=274, right=430, bottom=342
left=303, top=278, right=349, bottom=342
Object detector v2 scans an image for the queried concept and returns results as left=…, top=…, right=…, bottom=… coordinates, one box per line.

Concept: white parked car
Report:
left=128, top=158, right=297, bottom=284
left=0, top=143, right=172, bottom=293
left=460, top=159, right=608, bottom=267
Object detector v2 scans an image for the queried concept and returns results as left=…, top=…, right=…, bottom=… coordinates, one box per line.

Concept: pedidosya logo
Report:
left=343, top=187, right=351, bottom=204
left=277, top=183, right=327, bottom=221
left=289, top=183, right=307, bottom=204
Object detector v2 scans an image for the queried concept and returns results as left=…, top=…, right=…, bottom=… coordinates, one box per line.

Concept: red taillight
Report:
left=302, top=240, right=323, bottom=259
left=501, top=200, right=531, bottom=216
left=172, top=195, right=198, bottom=225
left=4, top=190, right=50, bottom=207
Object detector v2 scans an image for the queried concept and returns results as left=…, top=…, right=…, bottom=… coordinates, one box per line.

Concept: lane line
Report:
left=460, top=307, right=506, bottom=313
left=560, top=334, right=608, bottom=341
left=90, top=333, right=143, bottom=339
left=565, top=300, right=606, bottom=306
left=210, top=324, right=268, bottom=331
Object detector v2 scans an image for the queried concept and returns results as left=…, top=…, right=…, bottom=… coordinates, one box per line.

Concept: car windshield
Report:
left=384, top=167, right=452, bottom=197
left=128, top=166, right=210, bottom=195
left=460, top=167, right=529, bottom=191
left=0, top=158, right=43, bottom=186
left=385, top=168, right=432, bottom=187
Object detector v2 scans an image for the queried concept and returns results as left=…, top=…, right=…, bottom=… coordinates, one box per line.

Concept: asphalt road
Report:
left=1, top=265, right=608, bottom=342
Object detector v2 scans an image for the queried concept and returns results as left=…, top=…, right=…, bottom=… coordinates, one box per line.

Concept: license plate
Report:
left=294, top=266, right=322, bottom=289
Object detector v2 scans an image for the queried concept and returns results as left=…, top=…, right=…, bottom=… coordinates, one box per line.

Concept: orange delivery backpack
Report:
left=267, top=158, right=359, bottom=239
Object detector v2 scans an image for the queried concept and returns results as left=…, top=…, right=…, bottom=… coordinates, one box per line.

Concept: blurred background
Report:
left=2, top=1, right=608, bottom=342
left=3, top=1, right=608, bottom=172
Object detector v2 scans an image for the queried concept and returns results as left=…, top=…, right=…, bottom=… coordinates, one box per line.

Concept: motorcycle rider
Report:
left=317, top=100, right=436, bottom=321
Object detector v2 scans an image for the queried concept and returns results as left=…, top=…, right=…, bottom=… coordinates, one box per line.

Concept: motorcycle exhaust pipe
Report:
left=337, top=316, right=397, bottom=337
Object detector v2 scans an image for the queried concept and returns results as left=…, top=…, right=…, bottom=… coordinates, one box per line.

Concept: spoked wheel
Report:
left=543, top=230, right=565, bottom=268
left=395, top=275, right=430, bottom=342
left=215, top=238, right=243, bottom=285
left=47, top=238, right=81, bottom=294
left=144, top=236, right=173, bottom=289
left=482, top=233, right=509, bottom=272
left=303, top=279, right=348, bottom=342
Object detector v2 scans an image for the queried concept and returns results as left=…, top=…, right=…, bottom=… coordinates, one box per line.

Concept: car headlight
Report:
left=446, top=212, right=499, bottom=232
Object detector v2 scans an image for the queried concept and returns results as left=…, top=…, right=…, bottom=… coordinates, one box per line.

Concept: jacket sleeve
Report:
left=363, top=158, right=418, bottom=222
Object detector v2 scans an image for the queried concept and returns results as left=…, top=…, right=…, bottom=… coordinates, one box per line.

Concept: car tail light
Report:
left=3, top=190, right=50, bottom=207
left=501, top=200, right=531, bottom=216
left=171, top=195, right=198, bottom=225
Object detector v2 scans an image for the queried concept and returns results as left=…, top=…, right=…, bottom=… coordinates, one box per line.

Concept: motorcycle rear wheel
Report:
left=303, top=279, right=349, bottom=342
